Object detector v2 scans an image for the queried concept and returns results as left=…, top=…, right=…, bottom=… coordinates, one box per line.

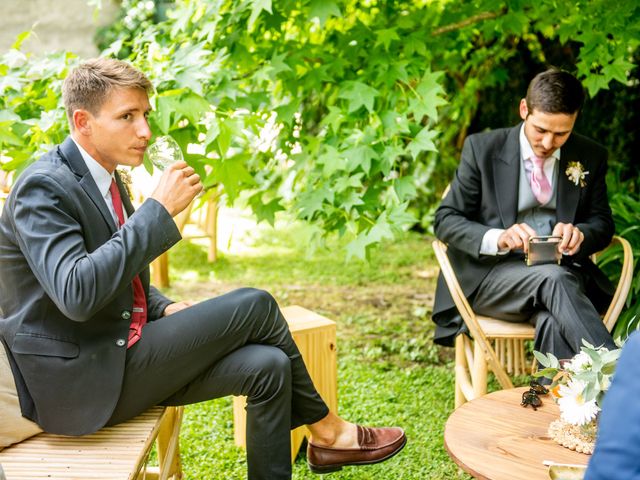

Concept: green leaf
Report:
left=275, top=100, right=299, bottom=126
left=346, top=230, right=372, bottom=261
left=346, top=213, right=395, bottom=261
left=345, top=145, right=378, bottom=174
left=534, top=367, right=559, bottom=379
left=176, top=92, right=210, bottom=126
left=368, top=213, right=394, bottom=243
left=154, top=92, right=182, bottom=134
left=248, top=0, right=272, bottom=29
left=338, top=81, right=380, bottom=113
left=0, top=110, right=20, bottom=122
left=309, top=0, right=341, bottom=26
left=318, top=145, right=344, bottom=177
left=203, top=117, right=221, bottom=151
left=249, top=194, right=284, bottom=225
left=407, top=127, right=439, bottom=159
left=11, top=31, right=32, bottom=50
left=340, top=190, right=365, bottom=211
left=207, top=154, right=256, bottom=202
left=583, top=73, right=610, bottom=97
left=298, top=186, right=335, bottom=220
left=388, top=203, right=417, bottom=229
left=267, top=52, right=292, bottom=78
left=0, top=122, right=23, bottom=146
left=216, top=117, right=238, bottom=156
left=394, top=176, right=417, bottom=202
left=321, top=106, right=344, bottom=133
left=374, top=28, right=400, bottom=51
left=533, top=350, right=553, bottom=368
left=334, top=174, right=364, bottom=193
left=602, top=59, right=634, bottom=85
left=410, top=70, right=448, bottom=122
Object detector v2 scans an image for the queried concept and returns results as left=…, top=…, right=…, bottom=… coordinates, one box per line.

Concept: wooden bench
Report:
left=0, top=406, right=183, bottom=480
left=0, top=306, right=336, bottom=475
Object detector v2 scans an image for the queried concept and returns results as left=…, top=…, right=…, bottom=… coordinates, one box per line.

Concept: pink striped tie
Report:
left=530, top=155, right=552, bottom=204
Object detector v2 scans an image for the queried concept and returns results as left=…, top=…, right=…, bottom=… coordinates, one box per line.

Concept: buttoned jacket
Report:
left=0, top=137, right=181, bottom=435
left=432, top=124, right=615, bottom=345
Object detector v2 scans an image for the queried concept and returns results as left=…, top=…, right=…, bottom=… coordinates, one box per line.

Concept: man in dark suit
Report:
left=0, top=58, right=405, bottom=479
left=432, top=69, right=616, bottom=360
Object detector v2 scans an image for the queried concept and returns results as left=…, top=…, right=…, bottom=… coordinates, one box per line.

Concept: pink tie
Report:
left=530, top=155, right=552, bottom=204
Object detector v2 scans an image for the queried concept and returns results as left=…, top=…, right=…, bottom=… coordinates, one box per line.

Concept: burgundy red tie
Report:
left=109, top=178, right=147, bottom=348
left=530, top=155, right=552, bottom=205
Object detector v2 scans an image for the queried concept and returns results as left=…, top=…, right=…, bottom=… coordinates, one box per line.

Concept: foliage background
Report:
left=2, top=0, right=639, bottom=333
left=1, top=2, right=639, bottom=477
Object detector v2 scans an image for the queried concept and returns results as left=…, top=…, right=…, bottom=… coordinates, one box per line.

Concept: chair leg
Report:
left=455, top=335, right=465, bottom=408
left=471, top=340, right=488, bottom=399
left=495, top=339, right=504, bottom=370
left=156, top=407, right=183, bottom=480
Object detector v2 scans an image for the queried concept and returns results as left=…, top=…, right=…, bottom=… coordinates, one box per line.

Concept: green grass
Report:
left=161, top=212, right=471, bottom=479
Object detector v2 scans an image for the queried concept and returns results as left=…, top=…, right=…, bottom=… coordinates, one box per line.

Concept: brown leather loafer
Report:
left=307, top=425, right=406, bottom=474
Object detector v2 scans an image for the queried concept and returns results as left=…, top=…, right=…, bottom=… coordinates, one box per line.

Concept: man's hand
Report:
left=553, top=222, right=584, bottom=256
left=163, top=300, right=195, bottom=317
left=497, top=223, right=537, bottom=253
left=150, top=161, right=203, bottom=217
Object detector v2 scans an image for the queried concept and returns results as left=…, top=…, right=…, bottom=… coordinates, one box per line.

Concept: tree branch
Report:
left=431, top=8, right=508, bottom=36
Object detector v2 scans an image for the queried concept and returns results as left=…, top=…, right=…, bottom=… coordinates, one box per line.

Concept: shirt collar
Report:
left=519, top=124, right=561, bottom=163
left=70, top=136, right=114, bottom=197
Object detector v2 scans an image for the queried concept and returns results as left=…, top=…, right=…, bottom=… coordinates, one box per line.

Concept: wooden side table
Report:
left=445, top=387, right=590, bottom=479
left=232, top=305, right=338, bottom=462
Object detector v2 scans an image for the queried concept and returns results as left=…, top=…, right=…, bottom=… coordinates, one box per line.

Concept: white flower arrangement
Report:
left=534, top=340, right=621, bottom=427
left=565, top=161, right=589, bottom=187
left=535, top=341, right=621, bottom=454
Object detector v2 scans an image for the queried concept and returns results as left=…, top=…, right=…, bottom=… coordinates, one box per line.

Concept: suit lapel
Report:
left=493, top=125, right=521, bottom=228
left=114, top=172, right=135, bottom=218
left=58, top=136, right=118, bottom=232
left=556, top=136, right=581, bottom=223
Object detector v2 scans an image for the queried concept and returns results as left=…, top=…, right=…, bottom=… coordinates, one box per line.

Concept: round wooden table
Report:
left=444, top=387, right=590, bottom=479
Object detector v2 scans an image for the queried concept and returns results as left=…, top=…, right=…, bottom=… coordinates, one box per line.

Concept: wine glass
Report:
left=147, top=135, right=184, bottom=170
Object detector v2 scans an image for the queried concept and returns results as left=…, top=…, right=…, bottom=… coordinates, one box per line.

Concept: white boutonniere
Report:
left=565, top=161, right=589, bottom=187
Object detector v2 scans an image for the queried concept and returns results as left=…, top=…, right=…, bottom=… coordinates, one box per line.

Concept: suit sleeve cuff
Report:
left=480, top=228, right=508, bottom=256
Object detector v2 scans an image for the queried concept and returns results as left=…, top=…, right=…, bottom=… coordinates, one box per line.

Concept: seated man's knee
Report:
left=237, top=287, right=278, bottom=312
left=536, top=265, right=578, bottom=288
left=247, top=346, right=291, bottom=399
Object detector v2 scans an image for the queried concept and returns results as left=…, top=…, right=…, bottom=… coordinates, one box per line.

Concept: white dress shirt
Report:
left=479, top=125, right=561, bottom=255
left=70, top=137, right=127, bottom=226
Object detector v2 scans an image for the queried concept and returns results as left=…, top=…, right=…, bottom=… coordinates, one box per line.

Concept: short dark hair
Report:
left=62, top=58, right=152, bottom=129
left=525, top=69, right=584, bottom=115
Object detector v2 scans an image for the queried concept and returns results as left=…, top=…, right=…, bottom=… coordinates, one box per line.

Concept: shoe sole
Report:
left=308, top=436, right=407, bottom=474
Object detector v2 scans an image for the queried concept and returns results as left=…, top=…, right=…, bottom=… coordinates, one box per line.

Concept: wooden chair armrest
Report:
left=599, top=235, right=634, bottom=332
left=432, top=240, right=513, bottom=389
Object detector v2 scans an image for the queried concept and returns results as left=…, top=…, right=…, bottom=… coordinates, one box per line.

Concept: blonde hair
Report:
left=62, top=58, right=152, bottom=129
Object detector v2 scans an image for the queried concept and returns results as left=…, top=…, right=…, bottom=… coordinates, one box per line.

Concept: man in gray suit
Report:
left=432, top=69, right=616, bottom=360
left=0, top=58, right=405, bottom=479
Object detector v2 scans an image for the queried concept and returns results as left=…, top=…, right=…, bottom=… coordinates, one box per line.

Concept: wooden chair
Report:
left=433, top=235, right=634, bottom=408
left=0, top=406, right=183, bottom=479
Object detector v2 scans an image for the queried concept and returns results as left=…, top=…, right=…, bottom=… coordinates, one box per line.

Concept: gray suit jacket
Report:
left=432, top=124, right=615, bottom=346
left=0, top=137, right=181, bottom=435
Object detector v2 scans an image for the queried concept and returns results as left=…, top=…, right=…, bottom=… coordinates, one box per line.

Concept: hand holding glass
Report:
left=147, top=135, right=184, bottom=170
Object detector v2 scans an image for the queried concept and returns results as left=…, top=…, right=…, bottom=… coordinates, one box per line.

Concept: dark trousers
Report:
left=106, top=288, right=329, bottom=480
left=471, top=259, right=616, bottom=361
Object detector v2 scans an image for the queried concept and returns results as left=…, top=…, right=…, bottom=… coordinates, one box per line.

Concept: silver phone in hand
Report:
left=526, top=236, right=562, bottom=266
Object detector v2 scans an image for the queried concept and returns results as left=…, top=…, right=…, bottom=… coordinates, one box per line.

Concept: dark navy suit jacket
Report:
left=586, top=331, right=640, bottom=479
left=0, top=137, right=181, bottom=435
